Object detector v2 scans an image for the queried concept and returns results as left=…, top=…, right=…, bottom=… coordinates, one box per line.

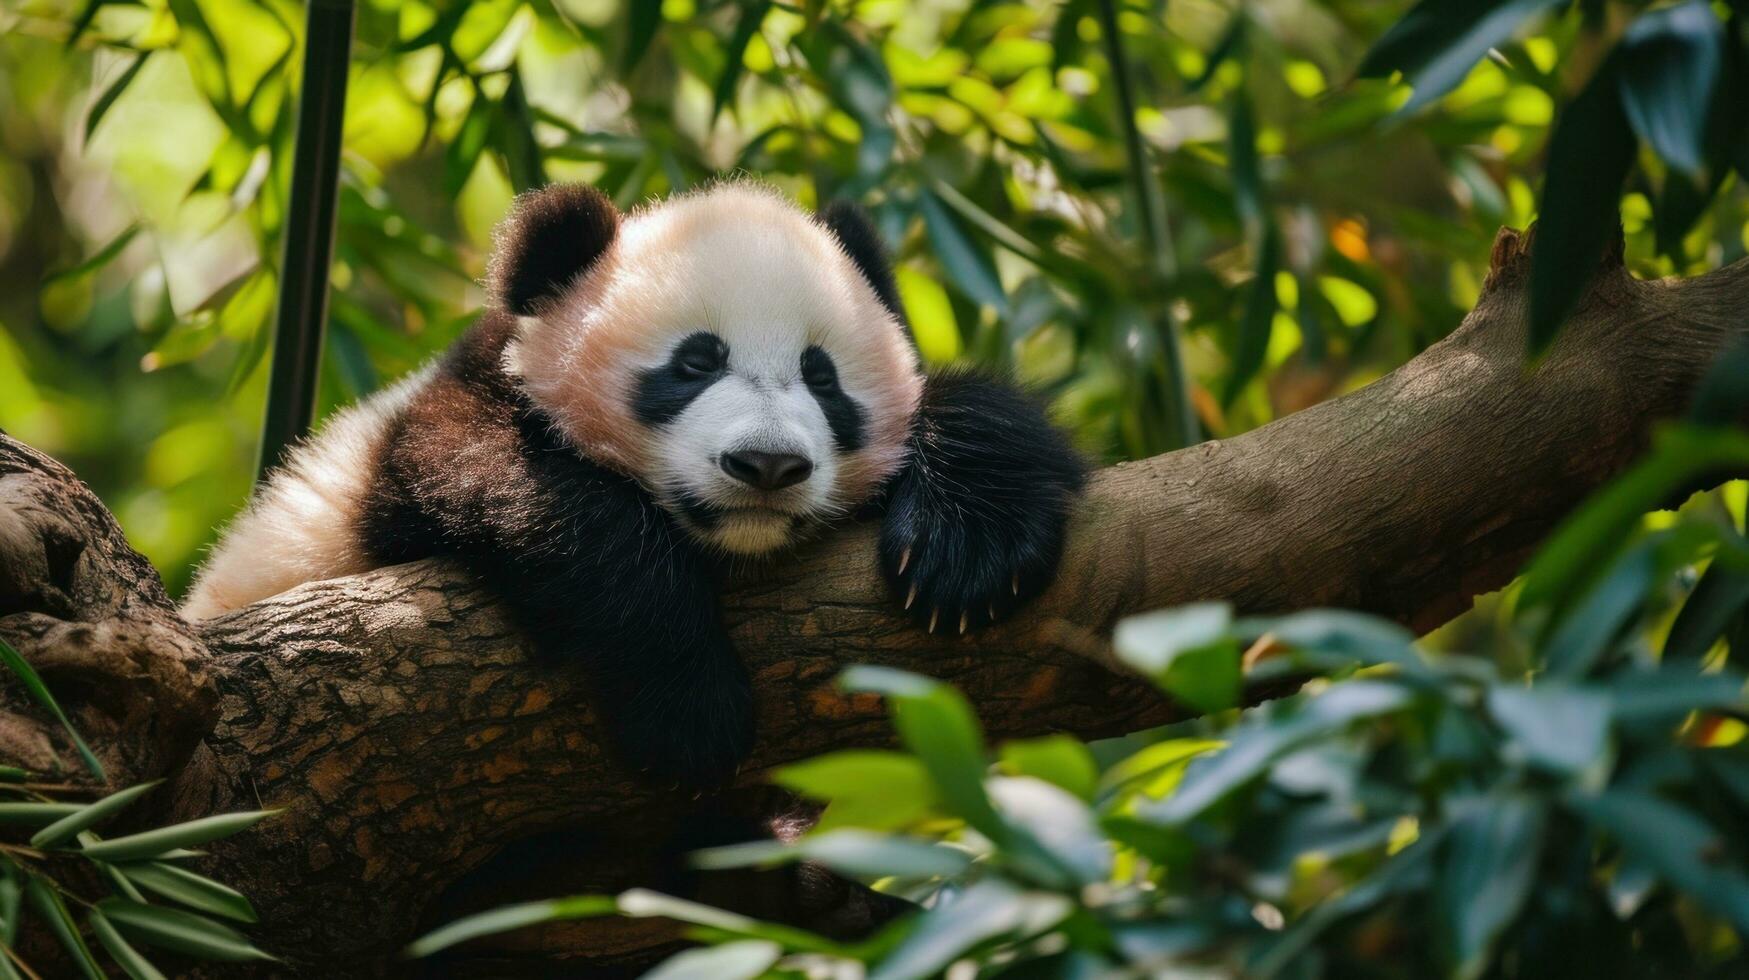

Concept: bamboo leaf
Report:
left=31, top=781, right=161, bottom=849
left=117, top=862, right=258, bottom=923
left=622, top=0, right=662, bottom=73
left=712, top=1, right=772, bottom=122
left=405, top=896, right=618, bottom=957
left=0, top=635, right=106, bottom=781
left=41, top=223, right=141, bottom=292
left=0, top=802, right=82, bottom=826
left=25, top=878, right=104, bottom=980
left=88, top=908, right=168, bottom=980
left=84, top=51, right=151, bottom=149
left=1223, top=225, right=1281, bottom=407
left=1528, top=63, right=1637, bottom=355
left=919, top=191, right=1008, bottom=317
left=1357, top=0, right=1566, bottom=114
left=78, top=810, right=275, bottom=862
left=1616, top=1, right=1724, bottom=180
left=97, top=900, right=276, bottom=963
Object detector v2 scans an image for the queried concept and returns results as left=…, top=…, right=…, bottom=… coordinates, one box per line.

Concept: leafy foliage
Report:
left=414, top=420, right=1749, bottom=977
left=0, top=642, right=275, bottom=976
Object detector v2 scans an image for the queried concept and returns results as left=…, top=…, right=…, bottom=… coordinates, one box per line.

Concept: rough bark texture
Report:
left=1, top=230, right=1746, bottom=974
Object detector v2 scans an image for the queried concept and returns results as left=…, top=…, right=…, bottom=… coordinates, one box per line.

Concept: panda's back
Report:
left=180, top=362, right=437, bottom=621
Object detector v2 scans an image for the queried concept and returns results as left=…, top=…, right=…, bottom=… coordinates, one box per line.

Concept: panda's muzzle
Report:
left=718, top=450, right=813, bottom=491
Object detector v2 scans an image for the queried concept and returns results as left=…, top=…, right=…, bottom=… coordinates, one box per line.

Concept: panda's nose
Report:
left=719, top=450, right=813, bottom=490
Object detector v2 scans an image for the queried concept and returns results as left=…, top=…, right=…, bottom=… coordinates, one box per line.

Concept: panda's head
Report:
left=495, top=181, right=923, bottom=555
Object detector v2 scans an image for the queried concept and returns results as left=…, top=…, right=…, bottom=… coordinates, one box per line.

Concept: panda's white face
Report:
left=507, top=183, right=923, bottom=555
left=639, top=327, right=860, bottom=553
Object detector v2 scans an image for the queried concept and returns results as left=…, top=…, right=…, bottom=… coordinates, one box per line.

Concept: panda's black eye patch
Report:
left=634, top=332, right=728, bottom=426
left=800, top=346, right=839, bottom=391
left=801, top=345, right=866, bottom=452
left=673, top=332, right=728, bottom=378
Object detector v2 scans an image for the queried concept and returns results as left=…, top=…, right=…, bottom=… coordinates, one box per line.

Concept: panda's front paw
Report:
left=878, top=466, right=1077, bottom=636
left=612, top=666, right=755, bottom=789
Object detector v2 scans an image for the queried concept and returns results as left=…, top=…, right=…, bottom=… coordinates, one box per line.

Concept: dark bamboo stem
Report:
left=257, top=0, right=356, bottom=480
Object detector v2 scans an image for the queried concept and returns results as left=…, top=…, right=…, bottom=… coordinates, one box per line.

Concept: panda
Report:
left=183, top=180, right=1085, bottom=785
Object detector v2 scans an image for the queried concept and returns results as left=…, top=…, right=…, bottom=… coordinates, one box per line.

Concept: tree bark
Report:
left=1, top=228, right=1746, bottom=974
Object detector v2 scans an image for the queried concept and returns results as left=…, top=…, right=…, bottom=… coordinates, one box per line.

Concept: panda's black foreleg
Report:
left=362, top=372, right=754, bottom=788
left=473, top=487, right=756, bottom=789
left=877, top=369, right=1086, bottom=634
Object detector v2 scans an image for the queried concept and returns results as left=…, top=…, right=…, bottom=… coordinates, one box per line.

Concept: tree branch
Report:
left=3, top=229, right=1746, bottom=972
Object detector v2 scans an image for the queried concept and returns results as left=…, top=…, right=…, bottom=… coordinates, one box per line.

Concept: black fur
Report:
left=800, top=346, right=866, bottom=452
left=633, top=332, right=729, bottom=426
left=488, top=184, right=621, bottom=316
left=878, top=370, right=1086, bottom=634
left=817, top=200, right=906, bottom=326
left=359, top=313, right=753, bottom=787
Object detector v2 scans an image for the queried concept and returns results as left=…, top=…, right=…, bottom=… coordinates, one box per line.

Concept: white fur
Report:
left=180, top=365, right=434, bottom=621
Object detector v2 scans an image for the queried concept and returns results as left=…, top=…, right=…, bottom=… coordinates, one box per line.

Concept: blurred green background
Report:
left=1, top=0, right=1745, bottom=597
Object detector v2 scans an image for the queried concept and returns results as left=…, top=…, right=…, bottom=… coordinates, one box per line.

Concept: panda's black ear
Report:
left=818, top=200, right=906, bottom=324
left=489, top=184, right=620, bottom=316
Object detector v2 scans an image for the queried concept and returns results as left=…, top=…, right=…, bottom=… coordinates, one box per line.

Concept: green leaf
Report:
left=0, top=802, right=83, bottom=826
left=1570, top=789, right=1749, bottom=932
left=26, top=878, right=104, bottom=980
left=1223, top=224, right=1281, bottom=407
left=999, top=735, right=1099, bottom=801
left=77, top=810, right=274, bottom=862
left=31, top=781, right=161, bottom=848
left=1240, top=609, right=1427, bottom=675
left=96, top=900, right=276, bottom=962
left=1188, top=12, right=1246, bottom=92
left=870, top=880, right=1069, bottom=980
left=0, top=866, right=19, bottom=946
left=0, top=635, right=106, bottom=781
left=617, top=889, right=841, bottom=953
left=896, top=265, right=962, bottom=365
left=444, top=88, right=496, bottom=195
left=1357, top=0, right=1567, bottom=114
left=1145, top=681, right=1414, bottom=824
left=1539, top=531, right=1696, bottom=677
left=987, top=777, right=1113, bottom=886
left=643, top=940, right=783, bottom=980
left=1528, top=62, right=1637, bottom=355
left=773, top=750, right=939, bottom=832
left=1437, top=794, right=1546, bottom=980
left=1228, top=89, right=1265, bottom=230
left=711, top=1, right=771, bottom=122
left=622, top=0, right=662, bottom=73
left=88, top=908, right=168, bottom=980
left=1688, top=336, right=1749, bottom=428
left=692, top=830, right=971, bottom=879
left=839, top=667, right=1005, bottom=841
left=919, top=191, right=1008, bottom=317
left=1113, top=603, right=1233, bottom=674
left=84, top=52, right=151, bottom=149
left=1519, top=426, right=1749, bottom=615
left=1615, top=1, right=1724, bottom=179
left=1113, top=603, right=1242, bottom=713
left=117, top=862, right=257, bottom=923
left=1486, top=683, right=1611, bottom=774
left=1606, top=668, right=1746, bottom=723
left=405, top=896, right=618, bottom=958
left=1249, top=829, right=1445, bottom=978
left=1666, top=555, right=1749, bottom=662
left=1097, top=738, right=1225, bottom=802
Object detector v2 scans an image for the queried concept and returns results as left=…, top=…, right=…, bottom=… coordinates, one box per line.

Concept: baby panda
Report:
left=183, top=181, right=1084, bottom=785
